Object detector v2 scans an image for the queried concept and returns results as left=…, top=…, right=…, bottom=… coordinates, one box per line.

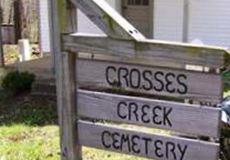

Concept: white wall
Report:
left=106, top=0, right=121, bottom=13
left=40, top=0, right=230, bottom=54
left=154, top=0, right=184, bottom=41
left=188, top=0, right=230, bottom=47
left=153, top=0, right=230, bottom=47
left=39, top=0, right=51, bottom=53
left=77, top=0, right=121, bottom=34
left=77, top=10, right=104, bottom=34
left=39, top=0, right=120, bottom=53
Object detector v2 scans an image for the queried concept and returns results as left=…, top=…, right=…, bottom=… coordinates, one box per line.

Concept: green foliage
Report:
left=0, top=125, right=60, bottom=160
left=223, top=71, right=230, bottom=91
left=1, top=71, right=35, bottom=93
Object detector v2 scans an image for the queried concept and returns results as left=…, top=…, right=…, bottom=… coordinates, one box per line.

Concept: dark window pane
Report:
left=135, top=0, right=141, bottom=5
left=128, top=0, right=149, bottom=5
left=143, top=0, right=149, bottom=5
left=128, top=0, right=132, bottom=5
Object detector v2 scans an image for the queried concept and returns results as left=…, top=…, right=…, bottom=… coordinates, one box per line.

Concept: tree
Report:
left=0, top=8, right=4, bottom=67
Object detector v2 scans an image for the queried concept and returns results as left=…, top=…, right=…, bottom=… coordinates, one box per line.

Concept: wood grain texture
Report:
left=50, top=0, right=81, bottom=159
left=62, top=52, right=82, bottom=160
left=76, top=58, right=222, bottom=103
left=77, top=90, right=221, bottom=138
left=49, top=1, right=67, bottom=159
left=63, top=34, right=230, bottom=68
left=78, top=121, right=219, bottom=160
left=69, top=0, right=145, bottom=40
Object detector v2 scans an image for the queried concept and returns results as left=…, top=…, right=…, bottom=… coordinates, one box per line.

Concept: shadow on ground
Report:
left=0, top=90, right=58, bottom=126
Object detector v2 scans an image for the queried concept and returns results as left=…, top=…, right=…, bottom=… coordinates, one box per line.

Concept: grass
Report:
left=225, top=90, right=230, bottom=97
left=0, top=92, right=60, bottom=160
left=224, top=71, right=230, bottom=97
left=0, top=125, right=60, bottom=160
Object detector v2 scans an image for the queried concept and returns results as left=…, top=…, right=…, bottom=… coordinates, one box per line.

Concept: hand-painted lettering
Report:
left=105, top=66, right=188, bottom=95
left=117, top=101, right=127, bottom=119
left=155, top=140, right=164, bottom=158
left=100, top=130, right=188, bottom=160
left=116, top=101, right=173, bottom=127
left=106, top=66, right=117, bottom=86
left=101, top=130, right=111, bottom=148
left=154, top=71, right=164, bottom=92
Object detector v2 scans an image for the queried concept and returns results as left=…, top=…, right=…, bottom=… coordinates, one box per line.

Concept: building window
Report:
left=128, top=0, right=149, bottom=6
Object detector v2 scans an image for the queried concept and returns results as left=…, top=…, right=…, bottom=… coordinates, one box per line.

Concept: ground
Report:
left=3, top=45, right=41, bottom=65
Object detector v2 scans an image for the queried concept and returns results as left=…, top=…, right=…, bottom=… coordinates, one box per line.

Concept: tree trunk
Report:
left=14, top=0, right=22, bottom=42
left=18, top=0, right=39, bottom=43
left=0, top=0, right=13, bottom=24
left=0, top=8, right=4, bottom=67
left=1, top=0, right=39, bottom=43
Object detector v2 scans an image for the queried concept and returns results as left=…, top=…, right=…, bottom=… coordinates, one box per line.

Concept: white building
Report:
left=38, top=0, right=230, bottom=54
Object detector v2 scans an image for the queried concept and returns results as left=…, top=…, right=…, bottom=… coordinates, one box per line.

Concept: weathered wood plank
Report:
left=62, top=52, right=82, bottom=160
left=77, top=90, right=221, bottom=138
left=63, top=34, right=230, bottom=69
left=78, top=121, right=219, bottom=160
left=49, top=0, right=81, bottom=159
left=76, top=59, right=222, bottom=103
left=70, top=0, right=145, bottom=40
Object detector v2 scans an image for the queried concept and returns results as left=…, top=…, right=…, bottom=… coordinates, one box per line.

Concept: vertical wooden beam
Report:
left=0, top=8, right=4, bottom=67
left=182, top=0, right=189, bottom=42
left=49, top=0, right=77, bottom=73
left=66, top=1, right=77, bottom=33
left=149, top=0, right=154, bottom=38
left=49, top=0, right=81, bottom=160
left=62, top=52, right=82, bottom=160
left=57, top=0, right=77, bottom=33
left=49, top=0, right=66, bottom=73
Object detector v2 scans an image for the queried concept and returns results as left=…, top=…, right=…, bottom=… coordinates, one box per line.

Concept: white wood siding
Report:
left=77, top=0, right=120, bottom=34
left=39, top=0, right=51, bottom=53
left=154, top=0, right=184, bottom=41
left=188, top=0, right=230, bottom=47
left=38, top=0, right=120, bottom=53
left=77, top=9, right=104, bottom=34
left=39, top=0, right=230, bottom=54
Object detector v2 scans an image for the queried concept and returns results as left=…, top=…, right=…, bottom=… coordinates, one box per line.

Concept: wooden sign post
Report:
left=51, top=0, right=230, bottom=160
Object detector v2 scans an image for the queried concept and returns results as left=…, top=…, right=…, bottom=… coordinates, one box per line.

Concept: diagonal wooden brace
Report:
left=70, top=0, right=146, bottom=40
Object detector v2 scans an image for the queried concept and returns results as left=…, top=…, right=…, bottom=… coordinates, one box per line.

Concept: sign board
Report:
left=78, top=121, right=219, bottom=160
left=77, top=58, right=222, bottom=102
left=77, top=90, right=221, bottom=138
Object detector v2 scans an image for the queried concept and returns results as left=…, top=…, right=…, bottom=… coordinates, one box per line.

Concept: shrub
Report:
left=1, top=71, right=35, bottom=94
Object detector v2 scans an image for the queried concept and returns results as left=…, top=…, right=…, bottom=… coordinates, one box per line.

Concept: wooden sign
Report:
left=77, top=90, right=221, bottom=138
left=78, top=121, right=219, bottom=160
left=52, top=0, right=228, bottom=159
left=77, top=58, right=222, bottom=102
